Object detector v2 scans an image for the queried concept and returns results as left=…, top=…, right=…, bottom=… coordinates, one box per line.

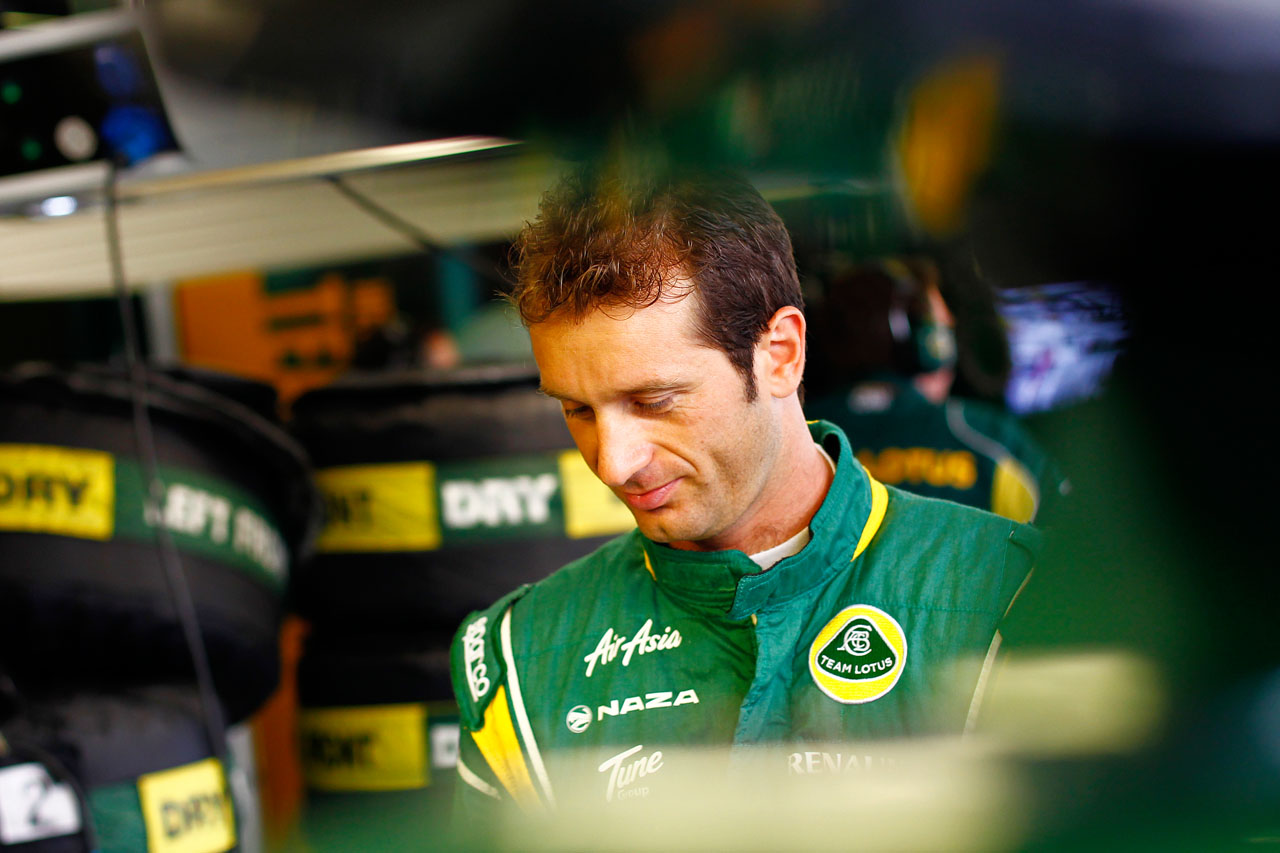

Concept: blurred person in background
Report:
left=351, top=314, right=463, bottom=370
left=447, top=164, right=1040, bottom=817
left=805, top=257, right=1067, bottom=524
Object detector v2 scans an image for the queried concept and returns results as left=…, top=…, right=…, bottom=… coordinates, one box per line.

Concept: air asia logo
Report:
left=461, top=617, right=490, bottom=702
left=566, top=705, right=592, bottom=733
left=583, top=619, right=682, bottom=677
left=808, top=604, right=907, bottom=704
left=565, top=690, right=699, bottom=733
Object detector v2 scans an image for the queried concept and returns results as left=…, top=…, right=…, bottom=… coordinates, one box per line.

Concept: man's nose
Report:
left=593, top=415, right=651, bottom=488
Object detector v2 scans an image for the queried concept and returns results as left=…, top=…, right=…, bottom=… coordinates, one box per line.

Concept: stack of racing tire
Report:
left=288, top=364, right=634, bottom=850
left=0, top=364, right=318, bottom=853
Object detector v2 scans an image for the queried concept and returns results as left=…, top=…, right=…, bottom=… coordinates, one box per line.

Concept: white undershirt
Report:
left=747, top=443, right=836, bottom=570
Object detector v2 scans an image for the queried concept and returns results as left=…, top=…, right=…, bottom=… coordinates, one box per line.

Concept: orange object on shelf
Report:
left=175, top=268, right=395, bottom=407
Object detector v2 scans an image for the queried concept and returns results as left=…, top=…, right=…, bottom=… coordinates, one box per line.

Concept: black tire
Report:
left=294, top=630, right=458, bottom=831
left=291, top=364, right=575, bottom=465
left=290, top=365, right=630, bottom=632
left=295, top=536, right=623, bottom=634
left=0, top=364, right=319, bottom=721
left=0, top=686, right=237, bottom=853
left=297, top=629, right=453, bottom=709
left=0, top=540, right=279, bottom=725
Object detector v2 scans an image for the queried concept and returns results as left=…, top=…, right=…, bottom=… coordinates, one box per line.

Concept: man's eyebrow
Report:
left=537, top=381, right=687, bottom=401
left=622, top=380, right=687, bottom=396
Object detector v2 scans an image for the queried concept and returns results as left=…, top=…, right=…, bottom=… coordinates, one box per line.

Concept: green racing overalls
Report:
left=449, top=420, right=1038, bottom=814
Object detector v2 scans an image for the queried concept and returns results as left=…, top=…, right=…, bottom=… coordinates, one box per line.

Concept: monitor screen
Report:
left=999, top=282, right=1128, bottom=415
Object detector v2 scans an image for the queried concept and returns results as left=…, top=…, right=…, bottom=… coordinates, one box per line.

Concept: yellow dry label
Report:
left=314, top=462, right=441, bottom=552
left=0, top=444, right=114, bottom=540
left=558, top=450, right=635, bottom=539
left=299, top=703, right=428, bottom=791
left=136, top=758, right=235, bottom=853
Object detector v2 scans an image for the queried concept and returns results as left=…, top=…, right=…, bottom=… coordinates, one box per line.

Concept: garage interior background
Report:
left=2, top=1, right=1278, bottom=851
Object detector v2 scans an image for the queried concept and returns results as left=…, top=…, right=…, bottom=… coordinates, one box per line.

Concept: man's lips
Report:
left=620, top=479, right=680, bottom=512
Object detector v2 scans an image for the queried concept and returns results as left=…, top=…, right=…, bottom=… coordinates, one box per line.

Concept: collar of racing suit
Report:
left=636, top=420, right=883, bottom=622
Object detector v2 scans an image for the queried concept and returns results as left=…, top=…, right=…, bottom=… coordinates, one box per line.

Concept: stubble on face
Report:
left=531, top=294, right=791, bottom=554
left=658, top=391, right=783, bottom=552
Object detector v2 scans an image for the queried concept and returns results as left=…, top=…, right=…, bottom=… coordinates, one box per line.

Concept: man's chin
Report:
left=634, top=517, right=672, bottom=543
left=633, top=512, right=682, bottom=544
left=633, top=512, right=710, bottom=548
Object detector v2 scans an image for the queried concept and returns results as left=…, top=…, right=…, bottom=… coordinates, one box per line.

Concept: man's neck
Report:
left=680, top=413, right=834, bottom=556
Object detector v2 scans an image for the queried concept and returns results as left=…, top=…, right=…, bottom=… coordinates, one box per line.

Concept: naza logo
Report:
left=597, top=690, right=698, bottom=720
left=565, top=690, right=700, bottom=733
left=566, top=705, right=592, bottom=733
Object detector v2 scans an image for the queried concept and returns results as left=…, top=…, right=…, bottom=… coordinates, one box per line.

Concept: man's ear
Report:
left=759, top=306, right=806, bottom=398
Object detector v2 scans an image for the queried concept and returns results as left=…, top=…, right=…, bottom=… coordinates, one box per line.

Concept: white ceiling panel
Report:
left=0, top=144, right=560, bottom=301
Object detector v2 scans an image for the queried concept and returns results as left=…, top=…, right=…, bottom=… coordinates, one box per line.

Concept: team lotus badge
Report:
left=808, top=604, right=907, bottom=704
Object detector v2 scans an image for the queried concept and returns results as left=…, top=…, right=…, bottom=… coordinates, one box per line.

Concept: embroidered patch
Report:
left=461, top=616, right=491, bottom=703
left=808, top=604, right=907, bottom=704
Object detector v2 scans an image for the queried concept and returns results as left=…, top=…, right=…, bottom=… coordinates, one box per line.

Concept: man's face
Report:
left=530, top=293, right=783, bottom=552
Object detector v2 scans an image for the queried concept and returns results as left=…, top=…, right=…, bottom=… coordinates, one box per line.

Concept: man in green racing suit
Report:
left=804, top=257, right=1067, bottom=524
left=449, top=166, right=1038, bottom=816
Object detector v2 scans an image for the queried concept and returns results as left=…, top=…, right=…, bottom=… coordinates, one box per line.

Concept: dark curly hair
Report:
left=511, top=165, right=802, bottom=401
